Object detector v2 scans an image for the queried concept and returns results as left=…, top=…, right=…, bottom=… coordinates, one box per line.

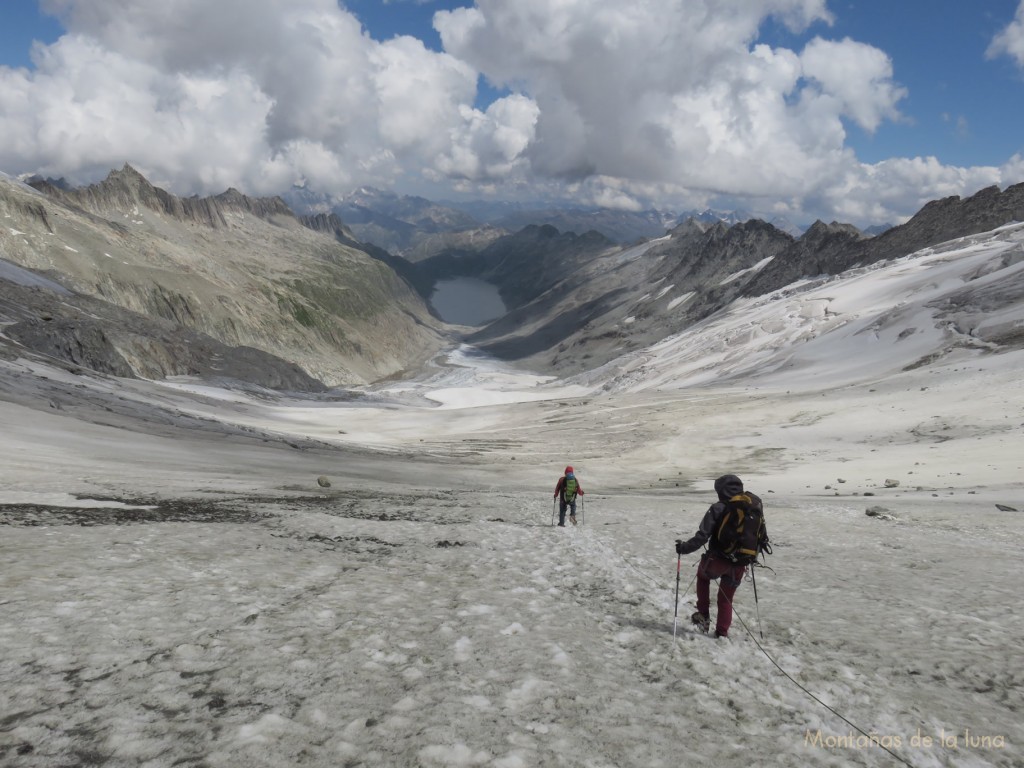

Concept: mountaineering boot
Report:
left=691, top=612, right=710, bottom=633
left=569, top=514, right=577, bottom=525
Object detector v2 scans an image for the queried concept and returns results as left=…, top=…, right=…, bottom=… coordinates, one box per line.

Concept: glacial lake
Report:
left=430, top=277, right=507, bottom=326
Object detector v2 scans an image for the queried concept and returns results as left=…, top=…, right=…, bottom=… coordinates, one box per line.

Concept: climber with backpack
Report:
left=674, top=474, right=770, bottom=638
left=553, top=466, right=584, bottom=527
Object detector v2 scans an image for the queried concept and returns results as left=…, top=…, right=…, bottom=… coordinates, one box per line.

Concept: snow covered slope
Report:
left=1, top=222, right=1021, bottom=767
left=591, top=222, right=1024, bottom=392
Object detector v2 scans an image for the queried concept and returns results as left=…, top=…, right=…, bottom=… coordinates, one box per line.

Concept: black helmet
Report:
left=714, top=474, right=744, bottom=501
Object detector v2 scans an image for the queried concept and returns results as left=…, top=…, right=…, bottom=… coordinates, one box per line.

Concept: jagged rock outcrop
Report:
left=745, top=184, right=1024, bottom=295
left=865, top=184, right=1024, bottom=261
left=301, top=212, right=360, bottom=244
left=745, top=220, right=865, bottom=294
left=28, top=165, right=294, bottom=228
left=0, top=276, right=326, bottom=390
left=653, top=218, right=794, bottom=291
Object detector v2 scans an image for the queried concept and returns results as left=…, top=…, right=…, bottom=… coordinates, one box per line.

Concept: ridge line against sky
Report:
left=1, top=0, right=1023, bottom=226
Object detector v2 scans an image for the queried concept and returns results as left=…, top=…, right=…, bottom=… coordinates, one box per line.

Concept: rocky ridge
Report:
left=0, top=272, right=325, bottom=391
left=743, top=183, right=1024, bottom=295
left=450, top=184, right=1024, bottom=374
left=5, top=165, right=1024, bottom=390
left=1, top=166, right=447, bottom=387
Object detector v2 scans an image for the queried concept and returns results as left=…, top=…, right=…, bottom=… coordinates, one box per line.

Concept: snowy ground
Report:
left=2, top=228, right=1023, bottom=767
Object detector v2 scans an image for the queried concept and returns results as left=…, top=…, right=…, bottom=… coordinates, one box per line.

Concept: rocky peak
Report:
left=743, top=183, right=1024, bottom=297
left=29, top=163, right=159, bottom=212
left=28, top=165, right=298, bottom=229
left=799, top=220, right=864, bottom=246
left=87, top=164, right=166, bottom=210
left=300, top=212, right=361, bottom=246
left=652, top=217, right=793, bottom=294
left=694, top=218, right=793, bottom=254
left=106, top=163, right=151, bottom=190
left=667, top=217, right=710, bottom=238
left=703, top=220, right=730, bottom=240
left=862, top=182, right=1024, bottom=264
left=212, top=187, right=294, bottom=220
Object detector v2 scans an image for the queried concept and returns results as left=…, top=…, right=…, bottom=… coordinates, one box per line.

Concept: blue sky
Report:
left=1, top=1, right=1023, bottom=225
left=767, top=2, right=1024, bottom=168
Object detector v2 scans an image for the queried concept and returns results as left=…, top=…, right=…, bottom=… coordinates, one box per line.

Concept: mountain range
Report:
left=2, top=165, right=1022, bottom=396
left=283, top=186, right=850, bottom=258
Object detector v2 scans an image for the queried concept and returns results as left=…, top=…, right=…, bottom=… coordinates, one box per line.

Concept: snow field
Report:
left=3, top=220, right=1023, bottom=766
left=4, top=488, right=1021, bottom=767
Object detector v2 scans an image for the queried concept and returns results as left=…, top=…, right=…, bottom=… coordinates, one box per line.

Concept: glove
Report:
left=675, top=539, right=685, bottom=554
left=553, top=493, right=558, bottom=499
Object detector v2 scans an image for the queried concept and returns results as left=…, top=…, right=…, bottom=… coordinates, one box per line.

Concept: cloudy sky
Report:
left=1, top=0, right=1023, bottom=225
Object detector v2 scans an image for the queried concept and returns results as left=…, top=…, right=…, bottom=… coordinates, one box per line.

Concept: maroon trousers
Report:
left=695, top=552, right=747, bottom=636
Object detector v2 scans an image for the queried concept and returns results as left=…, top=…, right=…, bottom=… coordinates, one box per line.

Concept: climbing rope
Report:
left=576, top=524, right=917, bottom=768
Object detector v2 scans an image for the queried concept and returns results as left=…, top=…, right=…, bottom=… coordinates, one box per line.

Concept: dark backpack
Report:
left=714, top=493, right=766, bottom=564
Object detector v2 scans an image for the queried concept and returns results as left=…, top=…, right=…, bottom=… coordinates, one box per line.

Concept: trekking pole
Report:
left=551, top=498, right=556, bottom=527
left=672, top=553, right=682, bottom=638
left=581, top=495, right=585, bottom=525
left=751, top=564, right=764, bottom=640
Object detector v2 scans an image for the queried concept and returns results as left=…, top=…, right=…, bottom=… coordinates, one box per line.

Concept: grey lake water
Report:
left=430, top=277, right=507, bottom=326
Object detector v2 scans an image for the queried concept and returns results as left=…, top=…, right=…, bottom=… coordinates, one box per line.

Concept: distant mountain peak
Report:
left=110, top=162, right=148, bottom=182
left=28, top=166, right=296, bottom=228
left=668, top=217, right=711, bottom=237
left=801, top=219, right=863, bottom=238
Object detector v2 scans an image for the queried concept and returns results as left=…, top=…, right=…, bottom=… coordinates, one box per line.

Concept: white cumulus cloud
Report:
left=988, top=0, right=1024, bottom=68
left=4, top=0, right=490, bottom=195
left=0, top=0, right=1019, bottom=225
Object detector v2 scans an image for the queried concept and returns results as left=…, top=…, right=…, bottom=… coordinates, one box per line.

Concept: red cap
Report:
left=565, top=466, right=574, bottom=474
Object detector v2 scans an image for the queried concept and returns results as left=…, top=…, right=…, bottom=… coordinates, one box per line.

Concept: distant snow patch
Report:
left=667, top=291, right=694, bottom=310
left=719, top=255, right=775, bottom=285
